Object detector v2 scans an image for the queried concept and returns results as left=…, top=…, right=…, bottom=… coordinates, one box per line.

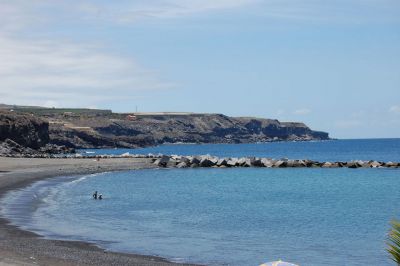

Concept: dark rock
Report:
left=179, top=156, right=191, bottom=164
left=252, top=158, right=263, bottom=167
left=0, top=139, right=35, bottom=155
left=227, top=158, right=239, bottom=167
left=243, top=157, right=254, bottom=167
left=190, top=156, right=201, bottom=165
left=217, top=158, right=228, bottom=167
left=199, top=157, right=215, bottom=167
left=347, top=161, right=362, bottom=168
left=0, top=111, right=49, bottom=149
left=336, top=162, right=346, bottom=167
left=39, top=144, right=75, bottom=154
left=154, top=155, right=170, bottom=167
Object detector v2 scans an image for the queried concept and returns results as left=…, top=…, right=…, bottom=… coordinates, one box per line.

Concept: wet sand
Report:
left=0, top=157, right=198, bottom=266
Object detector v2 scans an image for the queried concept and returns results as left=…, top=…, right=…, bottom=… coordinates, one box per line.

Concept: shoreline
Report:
left=0, top=157, right=199, bottom=266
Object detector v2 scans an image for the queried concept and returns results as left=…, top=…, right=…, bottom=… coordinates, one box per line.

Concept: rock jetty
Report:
left=148, top=155, right=399, bottom=169
left=3, top=152, right=396, bottom=169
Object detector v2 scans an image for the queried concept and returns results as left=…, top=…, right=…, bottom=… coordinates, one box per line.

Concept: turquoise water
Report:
left=1, top=139, right=400, bottom=266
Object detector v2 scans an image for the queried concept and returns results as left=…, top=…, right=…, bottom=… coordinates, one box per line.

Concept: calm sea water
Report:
left=1, top=139, right=400, bottom=266
left=80, top=139, right=400, bottom=162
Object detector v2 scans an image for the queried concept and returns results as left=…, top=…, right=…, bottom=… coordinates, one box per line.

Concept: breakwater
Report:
left=1, top=152, right=399, bottom=168
left=151, top=154, right=399, bottom=168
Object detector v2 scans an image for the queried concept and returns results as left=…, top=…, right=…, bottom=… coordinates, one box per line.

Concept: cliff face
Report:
left=48, top=113, right=329, bottom=149
left=0, top=106, right=330, bottom=151
left=0, top=112, right=49, bottom=149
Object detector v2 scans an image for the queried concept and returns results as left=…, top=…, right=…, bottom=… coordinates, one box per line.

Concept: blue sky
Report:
left=0, top=0, right=399, bottom=138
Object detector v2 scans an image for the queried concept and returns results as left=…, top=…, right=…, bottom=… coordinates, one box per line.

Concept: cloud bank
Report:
left=0, top=35, right=170, bottom=107
left=0, top=0, right=258, bottom=107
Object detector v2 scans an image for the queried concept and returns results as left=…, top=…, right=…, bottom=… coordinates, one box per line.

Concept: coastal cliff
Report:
left=0, top=111, right=49, bottom=149
left=0, top=105, right=330, bottom=151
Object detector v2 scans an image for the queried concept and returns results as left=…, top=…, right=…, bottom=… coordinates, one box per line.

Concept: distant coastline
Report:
left=0, top=104, right=329, bottom=158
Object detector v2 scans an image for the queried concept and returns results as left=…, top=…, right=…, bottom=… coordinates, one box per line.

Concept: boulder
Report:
left=274, top=160, right=287, bottom=168
left=336, top=162, right=346, bottom=167
left=252, top=158, right=263, bottom=167
left=176, top=162, right=189, bottom=168
left=286, top=160, right=298, bottom=167
left=295, top=160, right=308, bottom=167
left=384, top=161, right=397, bottom=168
left=237, top=157, right=247, bottom=166
left=242, top=157, right=254, bottom=167
left=167, top=159, right=178, bottom=167
left=190, top=163, right=199, bottom=168
left=321, top=162, right=334, bottom=168
left=199, top=157, right=215, bottom=167
left=157, top=155, right=170, bottom=167
left=347, top=161, right=361, bottom=168
left=369, top=161, right=382, bottom=168
left=210, top=157, right=219, bottom=165
left=217, top=158, right=228, bottom=167
left=227, top=158, right=239, bottom=167
left=190, top=156, right=201, bottom=165
left=355, top=160, right=369, bottom=168
left=261, top=158, right=274, bottom=167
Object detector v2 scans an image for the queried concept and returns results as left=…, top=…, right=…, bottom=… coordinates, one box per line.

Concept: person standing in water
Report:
left=98, top=194, right=103, bottom=200
left=93, top=191, right=98, bottom=199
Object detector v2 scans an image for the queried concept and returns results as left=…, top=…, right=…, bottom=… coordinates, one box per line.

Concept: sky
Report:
left=0, top=0, right=399, bottom=138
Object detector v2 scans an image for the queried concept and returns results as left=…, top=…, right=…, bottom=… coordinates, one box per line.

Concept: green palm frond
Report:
left=388, top=219, right=400, bottom=265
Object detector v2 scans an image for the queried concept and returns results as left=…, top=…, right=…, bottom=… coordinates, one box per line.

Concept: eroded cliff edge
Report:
left=0, top=105, right=330, bottom=152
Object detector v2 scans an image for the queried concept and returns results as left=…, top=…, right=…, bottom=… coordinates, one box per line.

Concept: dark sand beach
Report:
left=0, top=157, right=198, bottom=266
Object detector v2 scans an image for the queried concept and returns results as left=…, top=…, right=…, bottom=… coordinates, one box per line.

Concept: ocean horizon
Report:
left=1, top=139, right=400, bottom=266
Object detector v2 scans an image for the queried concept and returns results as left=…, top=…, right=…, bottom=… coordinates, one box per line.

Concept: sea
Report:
left=1, top=139, right=400, bottom=266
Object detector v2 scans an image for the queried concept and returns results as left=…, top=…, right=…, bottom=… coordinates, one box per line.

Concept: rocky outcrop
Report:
left=0, top=111, right=75, bottom=156
left=0, top=112, right=49, bottom=149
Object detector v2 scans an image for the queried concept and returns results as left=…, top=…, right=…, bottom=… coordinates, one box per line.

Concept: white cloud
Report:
left=0, top=0, right=257, bottom=108
left=0, top=35, right=171, bottom=107
left=389, top=105, right=400, bottom=114
left=293, top=108, right=311, bottom=115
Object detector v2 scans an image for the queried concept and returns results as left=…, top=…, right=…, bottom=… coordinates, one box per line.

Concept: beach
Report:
left=0, top=157, right=197, bottom=266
